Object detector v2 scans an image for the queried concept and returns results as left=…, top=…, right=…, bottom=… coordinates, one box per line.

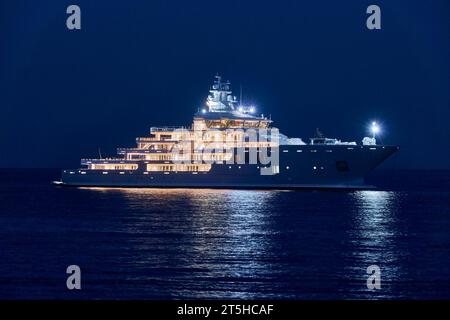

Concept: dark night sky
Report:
left=1, top=0, right=449, bottom=169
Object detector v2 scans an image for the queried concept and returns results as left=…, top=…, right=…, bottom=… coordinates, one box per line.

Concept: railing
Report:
left=136, top=137, right=158, bottom=142
left=81, top=158, right=127, bottom=163
left=117, top=148, right=172, bottom=154
left=117, top=148, right=141, bottom=152
left=150, top=126, right=188, bottom=132
left=136, top=137, right=179, bottom=142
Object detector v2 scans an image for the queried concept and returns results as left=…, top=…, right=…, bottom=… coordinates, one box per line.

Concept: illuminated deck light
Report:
left=371, top=121, right=381, bottom=138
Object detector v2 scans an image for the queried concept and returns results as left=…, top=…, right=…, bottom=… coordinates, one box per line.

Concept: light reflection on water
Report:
left=345, top=190, right=405, bottom=298
left=185, top=190, right=281, bottom=299
left=82, top=188, right=285, bottom=298
left=76, top=187, right=409, bottom=299
left=4, top=170, right=450, bottom=299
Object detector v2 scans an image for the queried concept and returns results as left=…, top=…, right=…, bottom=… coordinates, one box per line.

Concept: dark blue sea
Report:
left=0, top=169, right=449, bottom=300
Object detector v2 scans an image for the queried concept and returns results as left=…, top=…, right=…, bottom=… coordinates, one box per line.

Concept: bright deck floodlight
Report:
left=371, top=121, right=380, bottom=138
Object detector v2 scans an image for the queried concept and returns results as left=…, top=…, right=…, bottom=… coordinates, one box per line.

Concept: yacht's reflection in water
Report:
left=81, top=187, right=282, bottom=299
left=347, top=190, right=405, bottom=297
left=78, top=187, right=407, bottom=299
left=187, top=190, right=282, bottom=298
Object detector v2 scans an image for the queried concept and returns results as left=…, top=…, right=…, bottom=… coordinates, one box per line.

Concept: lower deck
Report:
left=59, top=145, right=399, bottom=189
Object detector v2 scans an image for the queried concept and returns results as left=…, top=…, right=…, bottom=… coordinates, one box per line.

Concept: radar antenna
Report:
left=315, top=128, right=325, bottom=138
left=240, top=84, right=243, bottom=107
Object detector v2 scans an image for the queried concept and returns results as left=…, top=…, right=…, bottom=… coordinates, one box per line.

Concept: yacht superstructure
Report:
left=57, top=75, right=398, bottom=188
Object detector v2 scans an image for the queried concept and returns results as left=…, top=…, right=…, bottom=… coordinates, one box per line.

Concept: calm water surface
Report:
left=0, top=169, right=449, bottom=299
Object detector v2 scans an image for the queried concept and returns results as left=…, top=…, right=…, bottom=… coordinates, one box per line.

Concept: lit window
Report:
left=286, top=166, right=290, bottom=170
left=102, top=172, right=108, bottom=175
left=313, top=166, right=317, bottom=170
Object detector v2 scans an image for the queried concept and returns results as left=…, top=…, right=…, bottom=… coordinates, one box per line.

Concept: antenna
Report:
left=240, top=84, right=243, bottom=106
left=315, top=128, right=325, bottom=138
left=98, top=147, right=103, bottom=159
